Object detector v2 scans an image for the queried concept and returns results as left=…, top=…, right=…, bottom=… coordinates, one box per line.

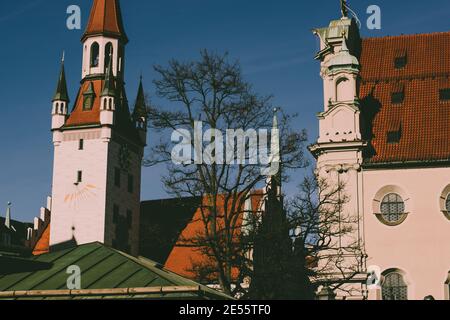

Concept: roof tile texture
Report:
left=83, top=0, right=127, bottom=41
left=360, top=32, right=450, bottom=163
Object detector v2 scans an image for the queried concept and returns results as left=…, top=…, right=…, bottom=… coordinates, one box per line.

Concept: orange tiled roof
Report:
left=141, top=191, right=263, bottom=279
left=155, top=192, right=265, bottom=281
left=65, top=80, right=102, bottom=127
left=32, top=224, right=50, bottom=256
left=360, top=32, right=450, bottom=164
left=64, top=79, right=141, bottom=143
left=82, top=0, right=128, bottom=43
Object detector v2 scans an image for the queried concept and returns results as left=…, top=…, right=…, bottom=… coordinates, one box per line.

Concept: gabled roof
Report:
left=82, top=0, right=128, bottom=43
left=360, top=32, right=450, bottom=165
left=140, top=192, right=265, bottom=282
left=0, top=242, right=231, bottom=300
left=140, top=197, right=202, bottom=266
left=65, top=80, right=102, bottom=127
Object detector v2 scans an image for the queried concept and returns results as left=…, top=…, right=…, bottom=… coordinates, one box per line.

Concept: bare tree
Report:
left=288, top=172, right=365, bottom=296
left=145, top=50, right=307, bottom=295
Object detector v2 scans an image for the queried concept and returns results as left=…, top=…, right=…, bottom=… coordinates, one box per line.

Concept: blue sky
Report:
left=0, top=0, right=449, bottom=222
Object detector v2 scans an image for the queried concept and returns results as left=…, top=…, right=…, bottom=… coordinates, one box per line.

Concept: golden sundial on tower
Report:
left=64, top=183, right=99, bottom=209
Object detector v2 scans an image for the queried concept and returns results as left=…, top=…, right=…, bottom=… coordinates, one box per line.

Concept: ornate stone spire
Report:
left=265, top=108, right=282, bottom=197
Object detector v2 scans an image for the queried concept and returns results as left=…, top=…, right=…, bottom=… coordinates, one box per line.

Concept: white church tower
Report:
left=49, top=0, right=147, bottom=256
left=310, top=14, right=368, bottom=297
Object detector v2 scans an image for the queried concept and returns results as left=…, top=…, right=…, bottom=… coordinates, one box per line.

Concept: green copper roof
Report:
left=101, top=55, right=116, bottom=97
left=0, top=242, right=232, bottom=300
left=132, top=77, right=147, bottom=120
left=52, top=61, right=69, bottom=102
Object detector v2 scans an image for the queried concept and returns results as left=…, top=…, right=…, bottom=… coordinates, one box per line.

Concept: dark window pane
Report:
left=387, top=130, right=401, bottom=144
left=113, top=208, right=130, bottom=253
left=114, top=168, right=121, bottom=187
left=391, top=91, right=404, bottom=104
left=126, top=210, right=132, bottom=227
left=79, top=139, right=84, bottom=150
left=128, top=174, right=134, bottom=193
left=394, top=56, right=407, bottom=69
left=90, top=42, right=99, bottom=67
left=113, top=204, right=119, bottom=224
left=104, top=42, right=113, bottom=73
left=439, top=88, right=450, bottom=101
left=77, top=171, right=83, bottom=183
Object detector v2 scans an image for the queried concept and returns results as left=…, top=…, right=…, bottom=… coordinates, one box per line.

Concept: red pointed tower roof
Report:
left=82, top=0, right=128, bottom=43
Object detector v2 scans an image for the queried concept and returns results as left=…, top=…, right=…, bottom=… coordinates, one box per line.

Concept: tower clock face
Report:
left=119, top=144, right=131, bottom=172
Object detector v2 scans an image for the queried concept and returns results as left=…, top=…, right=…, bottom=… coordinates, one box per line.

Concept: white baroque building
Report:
left=310, top=15, right=450, bottom=300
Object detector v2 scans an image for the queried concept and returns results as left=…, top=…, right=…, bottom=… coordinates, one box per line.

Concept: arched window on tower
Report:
left=336, top=77, right=353, bottom=101
left=382, top=271, right=408, bottom=300
left=90, top=42, right=100, bottom=68
left=104, top=42, right=113, bottom=73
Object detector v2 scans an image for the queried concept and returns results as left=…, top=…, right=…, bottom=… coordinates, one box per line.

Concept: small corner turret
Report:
left=100, top=52, right=116, bottom=127
left=51, top=53, right=69, bottom=131
left=312, top=13, right=363, bottom=149
left=132, top=76, right=148, bottom=145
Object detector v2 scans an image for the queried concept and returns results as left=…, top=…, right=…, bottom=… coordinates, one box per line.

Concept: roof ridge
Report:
left=108, top=246, right=209, bottom=289
left=133, top=255, right=233, bottom=299
left=141, top=190, right=266, bottom=204
left=109, top=246, right=223, bottom=294
left=363, top=30, right=450, bottom=41
left=140, top=196, right=201, bottom=204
